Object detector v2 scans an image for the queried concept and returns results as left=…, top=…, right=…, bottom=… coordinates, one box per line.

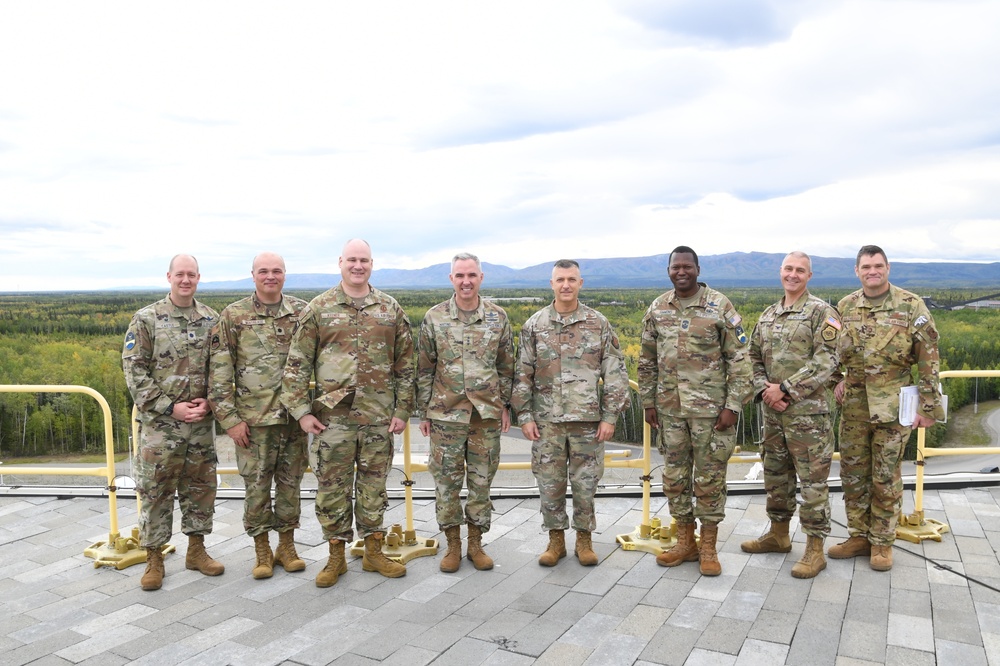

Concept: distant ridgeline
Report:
left=200, top=252, right=1000, bottom=291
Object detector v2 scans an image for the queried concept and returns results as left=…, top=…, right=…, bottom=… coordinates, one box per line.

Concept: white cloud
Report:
left=0, top=0, right=998, bottom=290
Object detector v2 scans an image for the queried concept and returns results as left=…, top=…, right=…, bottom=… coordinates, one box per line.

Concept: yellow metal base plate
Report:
left=85, top=530, right=176, bottom=570
left=349, top=537, right=439, bottom=563
left=896, top=513, right=950, bottom=544
left=616, top=520, right=677, bottom=555
left=348, top=525, right=440, bottom=563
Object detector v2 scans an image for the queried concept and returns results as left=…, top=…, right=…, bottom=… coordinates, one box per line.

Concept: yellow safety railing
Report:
left=0, top=384, right=136, bottom=567
left=897, top=369, right=1000, bottom=543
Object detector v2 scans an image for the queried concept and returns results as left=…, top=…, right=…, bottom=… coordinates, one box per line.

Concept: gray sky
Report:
left=2, top=0, right=998, bottom=291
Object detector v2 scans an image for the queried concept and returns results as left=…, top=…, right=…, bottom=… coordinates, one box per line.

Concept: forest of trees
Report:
left=2, top=286, right=999, bottom=459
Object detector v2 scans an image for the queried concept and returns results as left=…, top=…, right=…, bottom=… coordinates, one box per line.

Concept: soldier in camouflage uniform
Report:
left=417, top=252, right=515, bottom=573
left=830, top=245, right=945, bottom=571
left=122, top=254, right=224, bottom=591
left=742, top=252, right=841, bottom=579
left=639, top=246, right=752, bottom=576
left=511, top=259, right=630, bottom=567
left=281, top=239, right=415, bottom=586
left=209, top=252, right=309, bottom=580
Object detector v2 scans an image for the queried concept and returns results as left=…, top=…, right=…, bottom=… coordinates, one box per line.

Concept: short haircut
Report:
left=668, top=246, right=699, bottom=267
left=553, top=259, right=580, bottom=270
left=451, top=252, right=481, bottom=272
left=784, top=250, right=812, bottom=271
left=169, top=254, right=199, bottom=273
left=856, top=245, right=888, bottom=266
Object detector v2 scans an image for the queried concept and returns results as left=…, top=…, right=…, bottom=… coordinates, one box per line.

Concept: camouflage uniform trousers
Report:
left=760, top=411, right=834, bottom=538
left=134, top=416, right=218, bottom=548
left=235, top=423, right=309, bottom=538
left=428, top=413, right=500, bottom=531
left=310, top=407, right=393, bottom=542
left=531, top=422, right=605, bottom=532
left=658, top=415, right=735, bottom=525
left=839, top=419, right=911, bottom=546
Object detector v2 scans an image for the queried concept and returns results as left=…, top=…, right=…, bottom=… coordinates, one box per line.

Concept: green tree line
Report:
left=1, top=287, right=998, bottom=458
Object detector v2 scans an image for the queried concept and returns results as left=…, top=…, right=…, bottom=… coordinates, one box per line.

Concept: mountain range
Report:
left=202, top=252, right=1000, bottom=290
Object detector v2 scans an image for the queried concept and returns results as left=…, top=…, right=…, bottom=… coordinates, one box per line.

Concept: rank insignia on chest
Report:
left=187, top=331, right=198, bottom=341
left=681, top=319, right=690, bottom=330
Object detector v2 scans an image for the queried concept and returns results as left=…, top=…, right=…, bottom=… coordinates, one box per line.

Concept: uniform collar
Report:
left=163, top=295, right=210, bottom=322
left=546, top=302, right=588, bottom=325
left=447, top=294, right=485, bottom=322
left=251, top=292, right=296, bottom=317
left=776, top=289, right=811, bottom=314
left=334, top=282, right=376, bottom=308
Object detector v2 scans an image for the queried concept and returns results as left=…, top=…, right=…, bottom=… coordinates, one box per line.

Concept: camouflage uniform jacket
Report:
left=122, top=296, right=219, bottom=424
left=511, top=303, right=629, bottom=426
left=638, top=283, right=752, bottom=418
left=280, top=283, right=415, bottom=425
left=836, top=283, right=944, bottom=424
left=208, top=292, right=309, bottom=431
left=416, top=295, right=515, bottom=423
left=749, top=290, right=841, bottom=416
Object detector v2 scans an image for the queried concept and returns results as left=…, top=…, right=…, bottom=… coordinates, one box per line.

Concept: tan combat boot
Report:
left=315, top=539, right=348, bottom=588
left=575, top=530, right=599, bottom=566
left=466, top=523, right=494, bottom=571
left=440, top=525, right=462, bottom=573
left=252, top=532, right=273, bottom=579
left=538, top=529, right=567, bottom=567
left=791, top=535, right=827, bottom=579
left=656, top=522, right=699, bottom=567
left=870, top=544, right=893, bottom=571
left=362, top=533, right=406, bottom=578
left=186, top=534, right=225, bottom=576
left=699, top=523, right=722, bottom=576
left=141, top=547, right=164, bottom=591
left=740, top=521, right=792, bottom=553
left=274, top=530, right=306, bottom=572
left=827, top=535, right=871, bottom=559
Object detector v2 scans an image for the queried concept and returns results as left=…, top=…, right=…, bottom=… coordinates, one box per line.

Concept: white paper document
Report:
left=898, top=385, right=948, bottom=426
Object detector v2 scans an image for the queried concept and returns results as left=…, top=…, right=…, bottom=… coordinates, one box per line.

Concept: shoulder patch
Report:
left=124, top=331, right=136, bottom=351
left=822, top=326, right=837, bottom=342
left=826, top=315, right=842, bottom=330
left=914, top=315, right=929, bottom=328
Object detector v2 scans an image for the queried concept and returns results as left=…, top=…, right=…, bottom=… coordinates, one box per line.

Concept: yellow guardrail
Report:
left=0, top=384, right=136, bottom=567
left=898, top=369, right=1000, bottom=543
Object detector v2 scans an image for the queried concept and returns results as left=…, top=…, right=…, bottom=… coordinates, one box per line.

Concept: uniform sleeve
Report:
left=280, top=307, right=318, bottom=422
left=207, top=312, right=242, bottom=431
left=415, top=315, right=437, bottom=419
left=510, top=320, right=537, bottom=425
left=599, top=319, right=630, bottom=424
left=720, top=306, right=753, bottom=413
left=748, top=319, right=768, bottom=402
left=496, top=315, right=516, bottom=407
left=912, top=307, right=945, bottom=420
left=782, top=307, right=841, bottom=404
left=122, top=312, right=172, bottom=416
left=638, top=307, right=658, bottom=409
left=391, top=305, right=416, bottom=422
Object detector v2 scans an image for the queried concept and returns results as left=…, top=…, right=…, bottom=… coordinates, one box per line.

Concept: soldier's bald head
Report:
left=342, top=239, right=372, bottom=257
left=252, top=252, right=286, bottom=273
left=169, top=254, right=199, bottom=273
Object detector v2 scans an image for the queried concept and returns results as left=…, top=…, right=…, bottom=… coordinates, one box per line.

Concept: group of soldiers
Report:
left=121, top=241, right=943, bottom=591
